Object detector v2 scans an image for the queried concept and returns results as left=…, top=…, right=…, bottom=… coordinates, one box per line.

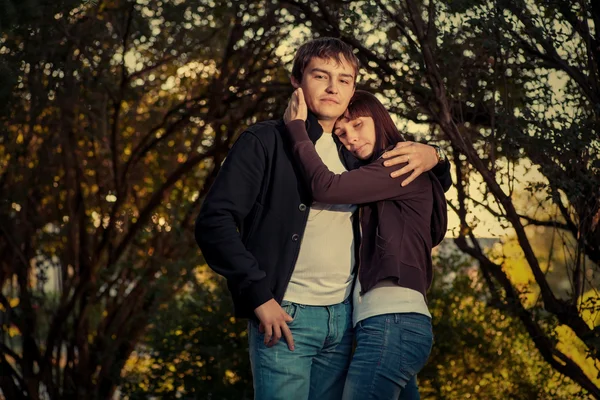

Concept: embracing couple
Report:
left=195, top=37, right=449, bottom=400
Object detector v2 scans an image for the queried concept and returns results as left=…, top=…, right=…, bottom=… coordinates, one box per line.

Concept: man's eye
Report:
left=340, top=80, right=350, bottom=84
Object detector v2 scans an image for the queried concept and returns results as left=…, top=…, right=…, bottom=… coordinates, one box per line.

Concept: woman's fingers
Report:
left=284, top=88, right=307, bottom=123
left=295, top=88, right=307, bottom=120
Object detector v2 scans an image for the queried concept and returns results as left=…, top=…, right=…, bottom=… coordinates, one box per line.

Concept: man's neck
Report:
left=318, top=120, right=335, bottom=133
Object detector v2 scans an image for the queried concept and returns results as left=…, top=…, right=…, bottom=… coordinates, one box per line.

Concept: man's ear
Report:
left=291, top=76, right=301, bottom=89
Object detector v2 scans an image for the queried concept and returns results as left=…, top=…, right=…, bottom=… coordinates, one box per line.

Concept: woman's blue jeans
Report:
left=342, top=312, right=433, bottom=400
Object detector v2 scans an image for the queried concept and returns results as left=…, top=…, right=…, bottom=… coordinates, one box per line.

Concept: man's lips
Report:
left=320, top=98, right=339, bottom=104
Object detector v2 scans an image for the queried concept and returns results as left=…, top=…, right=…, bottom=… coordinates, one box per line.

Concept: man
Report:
left=195, top=37, right=450, bottom=400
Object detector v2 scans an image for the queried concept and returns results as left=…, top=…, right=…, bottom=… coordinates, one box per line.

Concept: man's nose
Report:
left=326, top=80, right=339, bottom=94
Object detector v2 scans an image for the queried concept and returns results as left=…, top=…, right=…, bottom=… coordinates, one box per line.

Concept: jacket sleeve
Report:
left=431, top=160, right=452, bottom=192
left=287, top=120, right=428, bottom=204
left=194, top=131, right=272, bottom=311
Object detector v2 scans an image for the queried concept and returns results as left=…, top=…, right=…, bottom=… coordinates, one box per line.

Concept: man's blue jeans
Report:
left=248, top=299, right=353, bottom=400
left=342, top=313, right=433, bottom=400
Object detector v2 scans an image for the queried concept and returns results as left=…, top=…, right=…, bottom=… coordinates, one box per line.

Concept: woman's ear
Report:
left=291, top=76, right=301, bottom=89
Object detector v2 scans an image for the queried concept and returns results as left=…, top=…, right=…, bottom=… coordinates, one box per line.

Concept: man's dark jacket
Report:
left=194, top=112, right=451, bottom=319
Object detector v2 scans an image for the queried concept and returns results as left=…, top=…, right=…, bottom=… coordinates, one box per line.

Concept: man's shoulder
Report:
left=244, top=119, right=285, bottom=139
left=227, top=119, right=286, bottom=161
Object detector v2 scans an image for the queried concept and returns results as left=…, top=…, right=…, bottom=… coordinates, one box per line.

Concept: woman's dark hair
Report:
left=343, top=90, right=405, bottom=160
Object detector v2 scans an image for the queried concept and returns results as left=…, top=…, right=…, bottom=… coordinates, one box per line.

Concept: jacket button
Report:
left=291, top=234, right=300, bottom=242
left=299, top=203, right=307, bottom=211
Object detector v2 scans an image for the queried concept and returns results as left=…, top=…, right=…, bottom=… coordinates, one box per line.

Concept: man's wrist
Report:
left=431, top=145, right=447, bottom=164
left=241, top=279, right=274, bottom=311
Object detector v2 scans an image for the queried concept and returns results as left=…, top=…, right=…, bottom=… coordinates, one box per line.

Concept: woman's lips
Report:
left=353, top=144, right=365, bottom=154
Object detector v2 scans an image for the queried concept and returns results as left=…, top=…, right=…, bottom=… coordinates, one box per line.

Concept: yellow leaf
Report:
left=8, top=325, right=20, bottom=337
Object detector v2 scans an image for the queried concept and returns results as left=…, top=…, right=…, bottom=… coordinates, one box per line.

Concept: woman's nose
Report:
left=346, top=131, right=358, bottom=142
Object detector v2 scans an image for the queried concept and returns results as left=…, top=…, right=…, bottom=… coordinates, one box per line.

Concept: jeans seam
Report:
left=400, top=320, right=430, bottom=327
left=366, top=316, right=389, bottom=399
left=249, top=322, right=266, bottom=394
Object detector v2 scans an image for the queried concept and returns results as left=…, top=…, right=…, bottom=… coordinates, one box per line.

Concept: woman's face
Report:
left=333, top=114, right=376, bottom=160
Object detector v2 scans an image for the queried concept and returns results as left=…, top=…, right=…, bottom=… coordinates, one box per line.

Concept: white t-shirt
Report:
left=283, top=133, right=356, bottom=306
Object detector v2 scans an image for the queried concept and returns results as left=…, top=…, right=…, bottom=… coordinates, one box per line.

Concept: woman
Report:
left=284, top=89, right=447, bottom=399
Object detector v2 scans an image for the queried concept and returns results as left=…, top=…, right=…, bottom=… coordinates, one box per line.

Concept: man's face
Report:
left=292, top=56, right=356, bottom=130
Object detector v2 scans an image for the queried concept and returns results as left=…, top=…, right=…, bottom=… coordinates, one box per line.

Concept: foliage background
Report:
left=0, top=0, right=598, bottom=399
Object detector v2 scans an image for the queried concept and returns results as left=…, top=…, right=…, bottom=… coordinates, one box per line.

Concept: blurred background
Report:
left=0, top=0, right=598, bottom=398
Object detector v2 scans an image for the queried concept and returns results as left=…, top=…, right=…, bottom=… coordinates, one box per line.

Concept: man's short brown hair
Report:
left=291, top=37, right=360, bottom=84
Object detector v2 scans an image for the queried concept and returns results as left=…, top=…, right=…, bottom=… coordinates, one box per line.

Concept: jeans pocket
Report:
left=280, top=301, right=299, bottom=323
left=398, top=318, right=433, bottom=376
left=400, top=317, right=432, bottom=342
left=356, top=315, right=387, bottom=336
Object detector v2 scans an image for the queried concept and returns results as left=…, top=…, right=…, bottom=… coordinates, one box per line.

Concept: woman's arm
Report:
left=287, top=120, right=428, bottom=204
left=379, top=143, right=452, bottom=192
